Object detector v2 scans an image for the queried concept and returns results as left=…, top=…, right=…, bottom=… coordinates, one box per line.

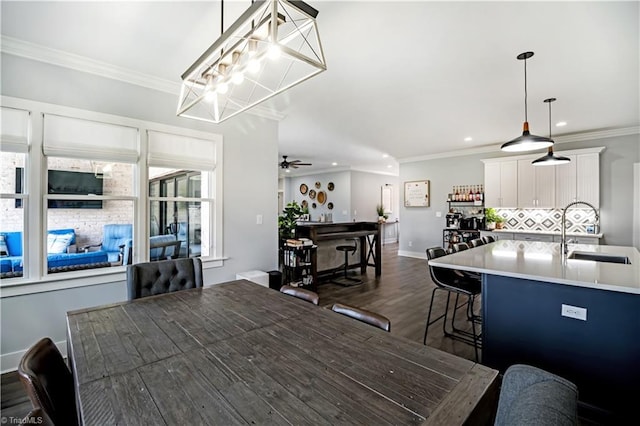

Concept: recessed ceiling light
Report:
left=387, top=165, right=393, bottom=169
left=285, top=169, right=290, bottom=173
left=382, top=154, right=389, bottom=158
left=556, top=121, right=567, bottom=127
left=331, top=162, right=338, bottom=166
left=464, top=137, right=473, bottom=142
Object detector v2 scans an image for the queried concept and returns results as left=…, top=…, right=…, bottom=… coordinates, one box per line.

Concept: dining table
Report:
left=66, top=279, right=499, bottom=425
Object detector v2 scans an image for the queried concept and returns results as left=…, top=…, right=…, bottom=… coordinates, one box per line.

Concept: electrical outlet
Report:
left=256, top=214, right=262, bottom=225
left=436, top=211, right=442, bottom=218
left=408, top=241, right=413, bottom=247
left=561, top=304, right=587, bottom=321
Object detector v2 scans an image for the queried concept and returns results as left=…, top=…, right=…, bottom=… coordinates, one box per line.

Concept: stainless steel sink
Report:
left=567, top=251, right=631, bottom=264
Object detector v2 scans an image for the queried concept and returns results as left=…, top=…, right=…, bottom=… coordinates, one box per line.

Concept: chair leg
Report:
left=424, top=287, right=448, bottom=345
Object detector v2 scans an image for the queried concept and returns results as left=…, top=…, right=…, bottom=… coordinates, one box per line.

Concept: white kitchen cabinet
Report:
left=518, top=159, right=555, bottom=208
left=554, top=155, right=577, bottom=207
left=484, top=160, right=517, bottom=208
left=576, top=153, right=600, bottom=208
left=554, top=152, right=600, bottom=208
left=516, top=233, right=554, bottom=242
left=552, top=235, right=600, bottom=245
left=481, top=231, right=512, bottom=241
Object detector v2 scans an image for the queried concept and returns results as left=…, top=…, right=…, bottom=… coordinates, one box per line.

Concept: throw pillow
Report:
left=0, top=234, right=8, bottom=257
left=47, top=232, right=75, bottom=254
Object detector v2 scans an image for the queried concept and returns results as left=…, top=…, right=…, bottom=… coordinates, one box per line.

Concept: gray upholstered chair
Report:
left=18, top=338, right=78, bottom=426
left=22, top=408, right=54, bottom=426
left=127, top=257, right=203, bottom=300
left=494, top=364, right=578, bottom=426
left=331, top=303, right=391, bottom=332
left=280, top=285, right=320, bottom=305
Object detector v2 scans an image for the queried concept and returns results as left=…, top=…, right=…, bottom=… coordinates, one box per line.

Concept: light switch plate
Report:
left=561, top=304, right=587, bottom=321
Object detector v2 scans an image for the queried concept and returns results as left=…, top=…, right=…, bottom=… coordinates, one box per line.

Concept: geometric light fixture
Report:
left=501, top=51, right=554, bottom=152
left=177, top=0, right=327, bottom=124
left=532, top=98, right=571, bottom=166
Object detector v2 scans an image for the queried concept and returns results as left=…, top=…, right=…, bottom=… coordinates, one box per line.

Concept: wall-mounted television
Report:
left=16, top=168, right=104, bottom=209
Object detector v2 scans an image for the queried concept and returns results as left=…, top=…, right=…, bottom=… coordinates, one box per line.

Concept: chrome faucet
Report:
left=560, top=201, right=600, bottom=256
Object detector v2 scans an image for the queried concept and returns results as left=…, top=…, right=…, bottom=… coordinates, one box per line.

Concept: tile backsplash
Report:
left=495, top=208, right=599, bottom=234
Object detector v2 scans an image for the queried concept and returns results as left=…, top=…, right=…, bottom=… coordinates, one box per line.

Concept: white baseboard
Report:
left=1, top=339, right=67, bottom=374
left=397, top=250, right=427, bottom=260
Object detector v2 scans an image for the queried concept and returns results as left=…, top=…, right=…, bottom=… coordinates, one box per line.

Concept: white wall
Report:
left=284, top=170, right=399, bottom=223
left=398, top=134, right=640, bottom=258
left=1, top=54, right=279, bottom=371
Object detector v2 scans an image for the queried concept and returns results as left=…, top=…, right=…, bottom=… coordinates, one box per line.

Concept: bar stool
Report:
left=332, top=238, right=362, bottom=286
left=424, top=247, right=482, bottom=362
left=482, top=235, right=496, bottom=244
left=469, top=238, right=485, bottom=248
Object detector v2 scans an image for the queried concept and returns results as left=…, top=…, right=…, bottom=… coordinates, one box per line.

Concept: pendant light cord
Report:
left=548, top=100, right=552, bottom=138
left=524, top=57, right=528, bottom=122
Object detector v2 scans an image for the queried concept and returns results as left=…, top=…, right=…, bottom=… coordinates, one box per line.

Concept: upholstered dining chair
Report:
left=331, top=303, right=391, bottom=332
left=280, top=285, right=320, bottom=305
left=127, top=257, right=203, bottom=300
left=424, top=247, right=482, bottom=361
left=494, top=364, right=578, bottom=426
left=452, top=242, right=470, bottom=252
left=18, top=337, right=78, bottom=426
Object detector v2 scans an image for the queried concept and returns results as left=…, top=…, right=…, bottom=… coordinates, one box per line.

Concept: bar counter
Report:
left=295, top=221, right=382, bottom=278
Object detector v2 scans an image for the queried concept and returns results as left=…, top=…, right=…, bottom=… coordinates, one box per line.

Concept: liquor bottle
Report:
left=468, top=186, right=473, bottom=202
left=475, top=185, right=480, bottom=201
left=454, top=186, right=460, bottom=201
left=480, top=184, right=484, bottom=202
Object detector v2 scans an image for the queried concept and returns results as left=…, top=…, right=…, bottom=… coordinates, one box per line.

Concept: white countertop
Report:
left=489, top=229, right=603, bottom=238
left=429, top=240, right=640, bottom=294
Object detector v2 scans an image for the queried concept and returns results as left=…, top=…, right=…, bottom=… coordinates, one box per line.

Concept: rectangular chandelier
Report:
left=177, top=0, right=327, bottom=124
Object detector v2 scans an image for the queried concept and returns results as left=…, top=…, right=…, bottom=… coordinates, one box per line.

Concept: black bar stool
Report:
left=332, top=239, right=362, bottom=286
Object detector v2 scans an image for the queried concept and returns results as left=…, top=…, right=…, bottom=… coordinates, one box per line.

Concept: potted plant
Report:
left=484, top=208, right=504, bottom=230
left=376, top=204, right=388, bottom=223
left=278, top=201, right=304, bottom=239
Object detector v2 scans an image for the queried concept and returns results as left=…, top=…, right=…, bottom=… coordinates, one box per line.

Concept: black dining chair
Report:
left=331, top=303, right=391, bottom=332
left=280, top=285, right=320, bottom=305
left=127, top=257, right=203, bottom=300
left=469, top=238, right=485, bottom=248
left=18, top=338, right=78, bottom=426
left=481, top=235, right=496, bottom=244
left=424, top=247, right=482, bottom=361
left=452, top=242, right=470, bottom=252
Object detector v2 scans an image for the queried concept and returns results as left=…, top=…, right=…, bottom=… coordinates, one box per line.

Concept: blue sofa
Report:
left=0, top=229, right=109, bottom=274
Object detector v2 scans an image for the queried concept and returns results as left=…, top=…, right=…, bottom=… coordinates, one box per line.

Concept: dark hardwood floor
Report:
left=0, top=243, right=603, bottom=424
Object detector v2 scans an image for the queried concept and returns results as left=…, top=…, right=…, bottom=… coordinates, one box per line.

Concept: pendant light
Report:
left=501, top=52, right=554, bottom=152
left=532, top=98, right=571, bottom=166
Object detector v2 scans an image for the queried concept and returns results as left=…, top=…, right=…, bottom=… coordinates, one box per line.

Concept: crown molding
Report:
left=399, top=126, right=639, bottom=164
left=1, top=36, right=285, bottom=122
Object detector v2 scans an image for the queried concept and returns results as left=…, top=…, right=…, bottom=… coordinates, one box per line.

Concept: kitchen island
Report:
left=429, top=240, right=639, bottom=418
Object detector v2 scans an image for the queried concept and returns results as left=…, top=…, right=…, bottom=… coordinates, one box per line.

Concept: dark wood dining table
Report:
left=66, top=280, right=498, bottom=425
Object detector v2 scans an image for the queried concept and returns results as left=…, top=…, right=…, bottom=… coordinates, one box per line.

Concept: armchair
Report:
left=84, top=224, right=132, bottom=265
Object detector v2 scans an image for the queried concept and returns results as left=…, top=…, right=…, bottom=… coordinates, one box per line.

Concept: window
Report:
left=42, top=114, right=138, bottom=274
left=1, top=106, right=29, bottom=281
left=0, top=98, right=223, bottom=290
left=0, top=152, right=27, bottom=279
left=147, top=129, right=219, bottom=262
left=46, top=157, right=135, bottom=272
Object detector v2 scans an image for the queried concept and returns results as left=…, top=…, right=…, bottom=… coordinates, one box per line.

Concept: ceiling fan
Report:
left=279, top=155, right=312, bottom=169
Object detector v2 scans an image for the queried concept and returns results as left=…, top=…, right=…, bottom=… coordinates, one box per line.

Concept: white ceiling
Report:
left=2, top=1, right=638, bottom=176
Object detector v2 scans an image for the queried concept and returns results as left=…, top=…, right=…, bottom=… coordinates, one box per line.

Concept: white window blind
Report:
left=43, top=114, right=139, bottom=162
left=1, top=107, right=30, bottom=153
left=147, top=130, right=218, bottom=170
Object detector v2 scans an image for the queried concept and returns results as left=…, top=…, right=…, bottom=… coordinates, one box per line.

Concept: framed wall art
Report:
left=404, top=180, right=430, bottom=207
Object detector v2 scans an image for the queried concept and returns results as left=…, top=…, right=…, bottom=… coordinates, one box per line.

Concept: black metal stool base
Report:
left=332, top=244, right=362, bottom=286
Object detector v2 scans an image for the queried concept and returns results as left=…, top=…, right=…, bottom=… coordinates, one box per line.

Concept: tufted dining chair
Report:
left=126, top=257, right=203, bottom=300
